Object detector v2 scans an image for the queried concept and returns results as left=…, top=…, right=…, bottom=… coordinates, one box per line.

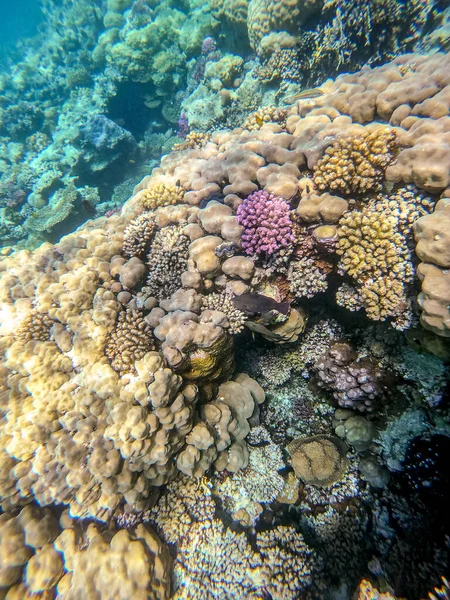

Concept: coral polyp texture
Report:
left=313, top=128, right=397, bottom=195
left=237, top=189, right=295, bottom=256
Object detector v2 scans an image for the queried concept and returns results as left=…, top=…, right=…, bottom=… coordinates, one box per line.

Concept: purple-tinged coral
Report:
left=236, top=190, right=295, bottom=257
left=313, top=342, right=385, bottom=413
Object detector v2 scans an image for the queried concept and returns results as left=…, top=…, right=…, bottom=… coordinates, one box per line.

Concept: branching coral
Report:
left=16, top=310, right=54, bottom=343
left=336, top=187, right=435, bottom=328
left=202, top=293, right=247, bottom=334
left=243, top=106, right=287, bottom=131
left=313, top=342, right=385, bottom=412
left=145, top=226, right=190, bottom=300
left=105, top=308, right=154, bottom=376
left=237, top=190, right=295, bottom=257
left=173, top=131, right=211, bottom=152
left=214, top=427, right=285, bottom=526
left=139, top=183, right=185, bottom=211
left=313, top=128, right=396, bottom=195
left=122, top=211, right=157, bottom=259
left=145, top=475, right=319, bottom=599
left=255, top=48, right=302, bottom=85
left=288, top=256, right=329, bottom=298
left=337, top=204, right=411, bottom=326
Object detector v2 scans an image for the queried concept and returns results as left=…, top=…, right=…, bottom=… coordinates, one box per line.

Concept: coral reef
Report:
left=314, top=342, right=385, bottom=412
left=1, top=35, right=450, bottom=600
left=237, top=189, right=295, bottom=256
left=287, top=434, right=348, bottom=486
left=313, top=128, right=396, bottom=195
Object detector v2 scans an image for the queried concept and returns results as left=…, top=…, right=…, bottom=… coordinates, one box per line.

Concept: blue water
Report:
left=0, top=0, right=43, bottom=56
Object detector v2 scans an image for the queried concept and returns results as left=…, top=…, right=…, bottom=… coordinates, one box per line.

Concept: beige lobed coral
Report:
left=414, top=197, right=450, bottom=337
left=0, top=505, right=171, bottom=599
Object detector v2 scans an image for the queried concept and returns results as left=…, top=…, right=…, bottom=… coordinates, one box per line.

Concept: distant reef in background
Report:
left=0, top=0, right=449, bottom=249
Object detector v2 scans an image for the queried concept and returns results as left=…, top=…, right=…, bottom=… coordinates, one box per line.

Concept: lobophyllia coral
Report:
left=313, top=127, right=397, bottom=195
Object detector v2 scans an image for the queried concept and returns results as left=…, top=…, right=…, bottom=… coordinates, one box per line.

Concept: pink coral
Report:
left=236, top=190, right=295, bottom=256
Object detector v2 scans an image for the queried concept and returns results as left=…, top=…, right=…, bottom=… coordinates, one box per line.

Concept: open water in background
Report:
left=0, top=0, right=43, bottom=64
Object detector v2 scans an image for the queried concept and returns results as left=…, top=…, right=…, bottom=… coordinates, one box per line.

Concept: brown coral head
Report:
left=287, top=434, right=348, bottom=487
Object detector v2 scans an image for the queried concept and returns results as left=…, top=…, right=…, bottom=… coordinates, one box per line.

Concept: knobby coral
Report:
left=237, top=189, right=295, bottom=257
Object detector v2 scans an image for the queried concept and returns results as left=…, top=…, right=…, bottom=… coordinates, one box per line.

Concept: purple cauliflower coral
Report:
left=313, top=342, right=385, bottom=413
left=236, top=190, right=295, bottom=256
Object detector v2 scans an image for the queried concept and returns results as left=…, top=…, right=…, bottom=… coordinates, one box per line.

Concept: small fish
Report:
left=232, top=293, right=290, bottom=317
left=282, top=87, right=325, bottom=104
left=255, top=114, right=264, bottom=127
left=81, top=199, right=96, bottom=215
